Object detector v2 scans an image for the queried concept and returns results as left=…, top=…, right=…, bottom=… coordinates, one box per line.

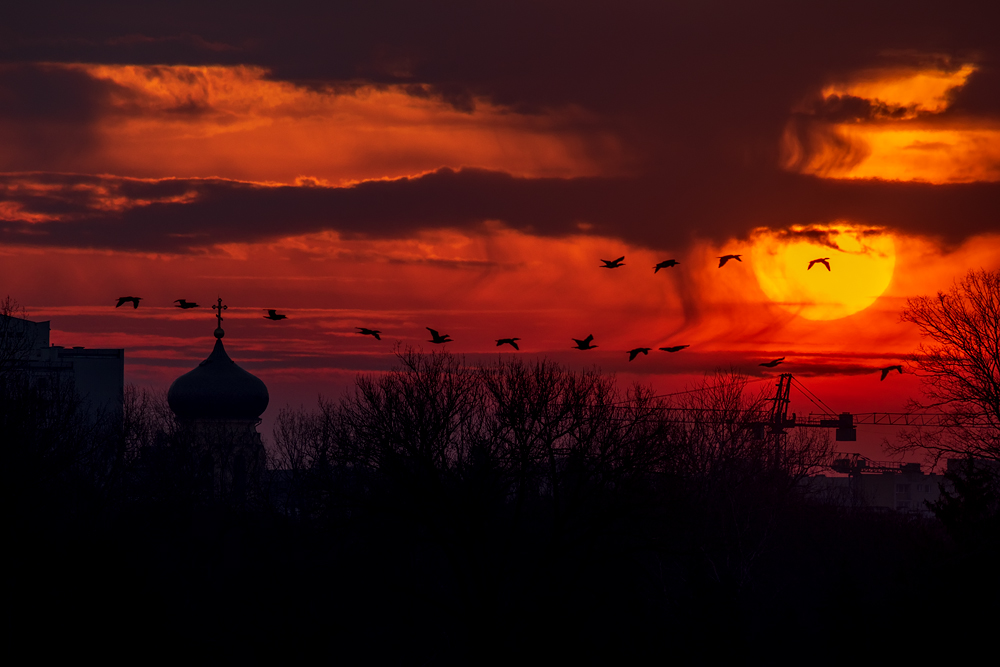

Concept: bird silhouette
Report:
left=600, top=256, right=626, bottom=268
left=717, top=255, right=742, bottom=267
left=654, top=259, right=679, bottom=272
left=264, top=309, right=288, bottom=320
left=879, top=365, right=904, bottom=381
left=116, top=296, right=141, bottom=309
left=427, top=327, right=452, bottom=344
left=759, top=357, right=785, bottom=368
left=174, top=299, right=199, bottom=309
left=357, top=327, right=381, bottom=340
left=659, top=345, right=689, bottom=353
left=628, top=347, right=652, bottom=361
left=572, top=334, right=597, bottom=350
left=496, top=338, right=520, bottom=350
left=808, top=257, right=831, bottom=271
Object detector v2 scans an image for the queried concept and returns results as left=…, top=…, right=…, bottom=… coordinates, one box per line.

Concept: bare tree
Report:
left=897, top=269, right=1000, bottom=462
left=269, top=396, right=350, bottom=516
left=669, top=369, right=773, bottom=480
left=345, top=347, right=483, bottom=474
left=272, top=354, right=831, bottom=509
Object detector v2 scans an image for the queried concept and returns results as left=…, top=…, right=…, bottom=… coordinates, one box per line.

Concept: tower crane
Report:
left=754, top=373, right=857, bottom=441
left=758, top=373, right=993, bottom=506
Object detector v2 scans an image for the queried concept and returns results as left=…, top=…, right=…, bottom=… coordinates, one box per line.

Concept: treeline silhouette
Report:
left=4, top=350, right=998, bottom=663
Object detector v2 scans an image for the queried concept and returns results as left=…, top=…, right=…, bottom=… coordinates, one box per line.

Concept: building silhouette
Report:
left=0, top=313, right=124, bottom=419
left=806, top=461, right=946, bottom=516
left=167, top=298, right=269, bottom=500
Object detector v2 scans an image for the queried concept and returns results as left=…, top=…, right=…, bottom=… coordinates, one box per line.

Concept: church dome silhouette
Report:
left=168, top=339, right=269, bottom=420
left=167, top=299, right=268, bottom=421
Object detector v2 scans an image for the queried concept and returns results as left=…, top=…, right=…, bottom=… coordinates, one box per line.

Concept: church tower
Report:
left=167, top=298, right=269, bottom=500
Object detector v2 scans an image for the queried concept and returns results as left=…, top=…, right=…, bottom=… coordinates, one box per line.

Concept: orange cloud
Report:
left=782, top=62, right=1000, bottom=183
left=823, top=125, right=1000, bottom=182
left=28, top=64, right=623, bottom=184
left=822, top=64, right=976, bottom=115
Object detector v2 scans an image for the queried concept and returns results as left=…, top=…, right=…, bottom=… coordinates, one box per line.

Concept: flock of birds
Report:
left=113, top=252, right=903, bottom=380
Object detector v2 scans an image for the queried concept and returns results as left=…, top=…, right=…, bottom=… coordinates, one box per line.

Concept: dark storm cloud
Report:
left=1, top=169, right=997, bottom=253
left=766, top=226, right=890, bottom=254
left=0, top=64, right=122, bottom=122
left=0, top=64, right=133, bottom=167
left=5, top=1, right=998, bottom=121
left=803, top=95, right=915, bottom=124
left=945, top=65, right=1000, bottom=116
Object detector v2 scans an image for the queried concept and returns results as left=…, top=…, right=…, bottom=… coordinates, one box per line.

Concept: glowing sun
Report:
left=750, top=223, right=895, bottom=320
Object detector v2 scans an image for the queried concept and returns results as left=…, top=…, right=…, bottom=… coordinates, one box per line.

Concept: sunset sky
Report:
left=3, top=1, right=998, bottom=457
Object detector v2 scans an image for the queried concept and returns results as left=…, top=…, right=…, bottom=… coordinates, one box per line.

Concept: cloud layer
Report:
left=2, top=168, right=998, bottom=253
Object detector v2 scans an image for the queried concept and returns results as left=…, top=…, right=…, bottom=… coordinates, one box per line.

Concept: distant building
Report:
left=0, top=313, right=124, bottom=419
left=806, top=459, right=946, bottom=517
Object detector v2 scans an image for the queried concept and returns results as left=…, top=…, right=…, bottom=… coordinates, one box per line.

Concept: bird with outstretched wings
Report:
left=427, top=328, right=452, bottom=344
left=879, top=365, right=903, bottom=381
left=116, top=296, right=142, bottom=309
left=717, top=254, right=742, bottom=268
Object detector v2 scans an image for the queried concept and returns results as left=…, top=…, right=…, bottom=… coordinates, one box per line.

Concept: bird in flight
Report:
left=427, top=328, right=452, bottom=344
left=357, top=327, right=381, bottom=340
left=264, top=309, right=288, bottom=320
left=627, top=347, right=652, bottom=361
left=879, top=365, right=904, bottom=381
left=174, top=299, right=199, bottom=309
left=759, top=357, right=785, bottom=368
left=808, top=258, right=831, bottom=271
left=659, top=345, right=689, bottom=353
left=600, top=256, right=626, bottom=268
left=572, top=334, right=597, bottom=350
left=717, top=255, right=742, bottom=267
left=496, top=338, right=520, bottom=350
left=116, top=296, right=142, bottom=309
left=654, top=259, right=679, bottom=272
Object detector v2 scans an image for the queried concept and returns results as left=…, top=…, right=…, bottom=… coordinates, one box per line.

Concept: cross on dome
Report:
left=213, top=297, right=228, bottom=339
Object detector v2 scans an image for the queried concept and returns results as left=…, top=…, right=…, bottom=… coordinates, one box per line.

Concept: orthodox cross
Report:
left=213, top=297, right=228, bottom=338
left=213, top=297, right=228, bottom=326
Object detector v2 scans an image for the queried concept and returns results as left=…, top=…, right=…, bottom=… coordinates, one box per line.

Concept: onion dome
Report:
left=168, top=338, right=269, bottom=420
left=167, top=298, right=269, bottom=421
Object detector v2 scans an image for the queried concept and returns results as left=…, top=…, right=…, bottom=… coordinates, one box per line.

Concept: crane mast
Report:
left=760, top=373, right=857, bottom=441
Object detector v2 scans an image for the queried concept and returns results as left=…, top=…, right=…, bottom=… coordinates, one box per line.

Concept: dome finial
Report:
left=212, top=297, right=228, bottom=339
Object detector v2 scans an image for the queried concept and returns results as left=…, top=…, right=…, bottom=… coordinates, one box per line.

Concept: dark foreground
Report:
left=5, top=354, right=999, bottom=664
